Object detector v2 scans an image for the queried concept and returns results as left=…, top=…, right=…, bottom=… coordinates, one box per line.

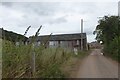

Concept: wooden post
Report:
left=32, top=51, right=36, bottom=77
left=31, top=43, right=36, bottom=78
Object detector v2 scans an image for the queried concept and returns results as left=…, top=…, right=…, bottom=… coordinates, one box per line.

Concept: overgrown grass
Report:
left=2, top=39, right=89, bottom=78
left=3, top=39, right=88, bottom=78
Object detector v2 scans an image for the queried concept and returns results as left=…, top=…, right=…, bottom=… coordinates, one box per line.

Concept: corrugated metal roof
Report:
left=28, top=33, right=86, bottom=41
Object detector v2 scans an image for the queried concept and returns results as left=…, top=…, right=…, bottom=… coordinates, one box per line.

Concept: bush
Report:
left=103, top=36, right=120, bottom=62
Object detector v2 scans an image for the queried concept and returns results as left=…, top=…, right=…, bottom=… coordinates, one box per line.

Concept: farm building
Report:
left=88, top=41, right=102, bottom=49
left=28, top=33, right=87, bottom=50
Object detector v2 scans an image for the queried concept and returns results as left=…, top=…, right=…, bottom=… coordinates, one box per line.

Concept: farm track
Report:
left=76, top=49, right=118, bottom=78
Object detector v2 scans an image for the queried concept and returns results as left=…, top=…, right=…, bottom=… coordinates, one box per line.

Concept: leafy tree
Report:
left=93, top=16, right=119, bottom=44
left=93, top=15, right=120, bottom=62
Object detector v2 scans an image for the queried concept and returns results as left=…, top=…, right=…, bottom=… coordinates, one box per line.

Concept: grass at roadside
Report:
left=60, top=50, right=90, bottom=78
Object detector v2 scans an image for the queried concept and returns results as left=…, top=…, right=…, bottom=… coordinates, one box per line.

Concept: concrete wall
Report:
left=29, top=38, right=87, bottom=50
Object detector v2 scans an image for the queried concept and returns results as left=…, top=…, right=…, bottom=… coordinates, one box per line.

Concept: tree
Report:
left=1, top=28, right=28, bottom=42
left=93, top=15, right=120, bottom=62
left=93, top=16, right=119, bottom=45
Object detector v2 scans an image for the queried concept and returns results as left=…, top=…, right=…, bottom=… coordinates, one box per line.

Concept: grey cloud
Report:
left=26, top=2, right=61, bottom=16
left=1, top=2, right=13, bottom=7
left=49, top=16, right=67, bottom=24
left=26, top=2, right=59, bottom=16
left=1, top=2, right=61, bottom=16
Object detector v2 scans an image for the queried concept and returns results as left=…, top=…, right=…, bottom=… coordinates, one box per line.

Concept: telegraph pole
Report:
left=81, top=19, right=83, bottom=50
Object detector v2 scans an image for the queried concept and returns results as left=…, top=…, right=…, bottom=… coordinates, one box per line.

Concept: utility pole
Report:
left=81, top=19, right=83, bottom=51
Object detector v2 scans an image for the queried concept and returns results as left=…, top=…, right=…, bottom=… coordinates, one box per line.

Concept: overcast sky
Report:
left=0, top=0, right=119, bottom=42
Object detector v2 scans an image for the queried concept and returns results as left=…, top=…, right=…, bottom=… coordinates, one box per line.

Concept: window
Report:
left=49, top=41, right=54, bottom=46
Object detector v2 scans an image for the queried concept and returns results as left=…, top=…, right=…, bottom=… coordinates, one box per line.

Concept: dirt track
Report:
left=76, top=49, right=118, bottom=78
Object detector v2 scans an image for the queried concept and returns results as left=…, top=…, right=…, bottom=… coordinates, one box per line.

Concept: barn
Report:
left=28, top=33, right=87, bottom=50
